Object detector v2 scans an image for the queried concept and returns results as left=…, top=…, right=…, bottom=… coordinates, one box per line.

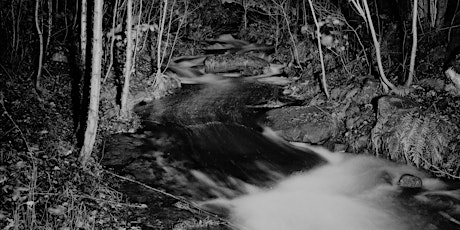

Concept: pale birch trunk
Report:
left=80, top=0, right=87, bottom=66
left=80, top=0, right=103, bottom=167
left=120, top=0, right=133, bottom=117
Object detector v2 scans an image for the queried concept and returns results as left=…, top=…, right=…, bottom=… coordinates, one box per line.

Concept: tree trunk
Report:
left=79, top=0, right=103, bottom=167
left=34, top=0, right=44, bottom=90
left=120, top=0, right=133, bottom=117
left=418, top=0, right=429, bottom=21
left=406, top=0, right=418, bottom=87
left=435, top=0, right=448, bottom=29
left=80, top=0, right=87, bottom=66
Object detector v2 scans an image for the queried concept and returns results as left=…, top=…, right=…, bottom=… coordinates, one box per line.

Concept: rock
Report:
left=265, top=106, right=338, bottom=144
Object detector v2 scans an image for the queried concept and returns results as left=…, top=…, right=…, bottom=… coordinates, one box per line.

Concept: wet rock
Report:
left=265, top=106, right=338, bottom=144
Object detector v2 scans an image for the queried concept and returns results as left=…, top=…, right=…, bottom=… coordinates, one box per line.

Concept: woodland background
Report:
left=0, top=0, right=460, bottom=229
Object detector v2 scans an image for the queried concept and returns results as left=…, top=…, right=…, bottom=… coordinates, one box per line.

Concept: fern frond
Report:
left=396, top=112, right=422, bottom=164
left=410, top=117, right=430, bottom=168
left=423, top=120, right=445, bottom=166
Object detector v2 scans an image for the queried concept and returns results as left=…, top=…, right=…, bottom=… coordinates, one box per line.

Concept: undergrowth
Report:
left=372, top=110, right=460, bottom=177
left=0, top=67, right=137, bottom=229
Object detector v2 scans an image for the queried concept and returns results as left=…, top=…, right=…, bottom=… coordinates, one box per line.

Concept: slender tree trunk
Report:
left=34, top=0, right=44, bottom=90
left=418, top=0, right=429, bottom=21
left=79, top=0, right=103, bottom=167
left=406, top=0, right=418, bottom=87
left=435, top=0, right=448, bottom=29
left=80, top=0, right=87, bottom=66
left=362, top=0, right=395, bottom=92
left=46, top=0, right=52, bottom=50
left=120, top=0, right=133, bottom=117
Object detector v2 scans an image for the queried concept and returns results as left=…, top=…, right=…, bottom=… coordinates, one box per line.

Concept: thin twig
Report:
left=0, top=63, right=13, bottom=80
left=277, top=1, right=302, bottom=69
left=361, top=0, right=395, bottom=92
left=104, top=170, right=190, bottom=204
left=103, top=169, right=236, bottom=229
left=418, top=154, right=460, bottom=180
left=307, top=0, right=329, bottom=99
left=0, top=127, right=16, bottom=140
left=0, top=91, right=31, bottom=151
left=447, top=1, right=460, bottom=42
left=160, top=0, right=176, bottom=67
left=343, top=20, right=370, bottom=74
left=438, top=211, right=460, bottom=226
left=164, top=1, right=189, bottom=71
